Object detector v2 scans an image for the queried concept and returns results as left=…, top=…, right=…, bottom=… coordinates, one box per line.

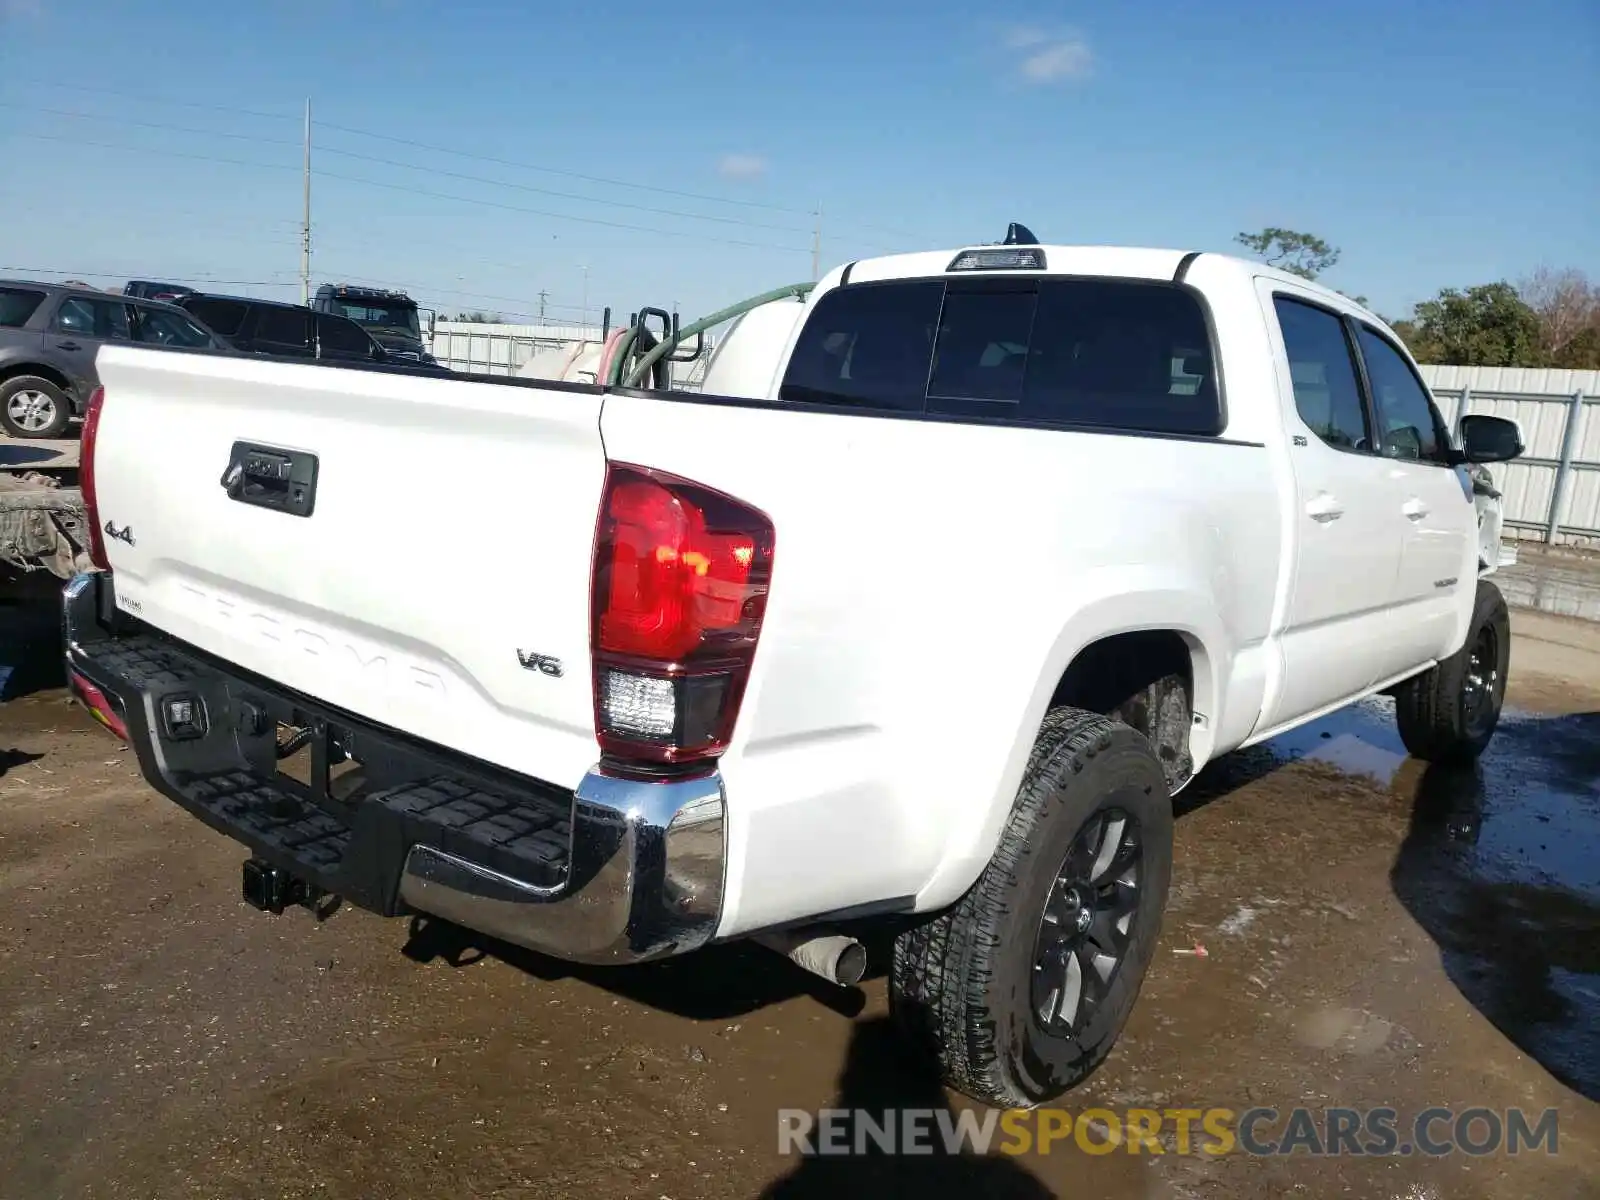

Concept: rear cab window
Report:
left=779, top=275, right=1224, bottom=436
left=0, top=287, right=47, bottom=328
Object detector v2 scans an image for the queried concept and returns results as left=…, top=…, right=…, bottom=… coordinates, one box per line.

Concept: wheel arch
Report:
left=916, top=585, right=1229, bottom=913
left=0, top=361, right=76, bottom=400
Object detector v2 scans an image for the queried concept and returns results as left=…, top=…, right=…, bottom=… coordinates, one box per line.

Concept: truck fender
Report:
left=914, top=575, right=1230, bottom=914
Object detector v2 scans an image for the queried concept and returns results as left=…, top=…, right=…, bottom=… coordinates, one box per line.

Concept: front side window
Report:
left=1272, top=296, right=1371, bottom=452
left=1356, top=326, right=1449, bottom=463
left=54, top=297, right=131, bottom=339
left=779, top=277, right=1222, bottom=435
left=0, top=287, right=46, bottom=328
left=132, top=306, right=215, bottom=348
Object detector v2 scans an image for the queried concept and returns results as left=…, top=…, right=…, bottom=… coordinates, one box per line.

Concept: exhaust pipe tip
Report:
left=755, top=929, right=868, bottom=987
left=832, top=938, right=868, bottom=986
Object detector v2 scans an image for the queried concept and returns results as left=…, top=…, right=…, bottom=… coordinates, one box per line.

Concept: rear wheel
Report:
left=1394, top=580, right=1510, bottom=764
left=1, top=376, right=73, bottom=439
left=889, top=707, right=1173, bottom=1108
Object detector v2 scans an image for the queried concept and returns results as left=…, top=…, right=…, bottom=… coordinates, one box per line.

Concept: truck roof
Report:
left=833, top=244, right=1381, bottom=323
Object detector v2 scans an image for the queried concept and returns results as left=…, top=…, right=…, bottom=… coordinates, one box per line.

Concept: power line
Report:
left=14, top=78, right=914, bottom=248
left=315, top=118, right=809, bottom=216
left=2, top=266, right=297, bottom=287
left=11, top=129, right=812, bottom=253
left=2, top=102, right=810, bottom=235
left=0, top=101, right=303, bottom=147
left=314, top=168, right=810, bottom=253
left=11, top=131, right=299, bottom=174
left=315, top=144, right=809, bottom=234
left=3, top=77, right=300, bottom=123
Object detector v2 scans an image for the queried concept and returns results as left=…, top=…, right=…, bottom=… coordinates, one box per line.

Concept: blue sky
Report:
left=1, top=0, right=1595, bottom=326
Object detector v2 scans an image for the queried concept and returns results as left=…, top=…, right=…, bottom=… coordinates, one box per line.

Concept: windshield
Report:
left=331, top=299, right=420, bottom=338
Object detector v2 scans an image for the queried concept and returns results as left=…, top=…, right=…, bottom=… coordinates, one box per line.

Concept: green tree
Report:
left=1234, top=227, right=1341, bottom=280
left=1404, top=283, right=1544, bottom=366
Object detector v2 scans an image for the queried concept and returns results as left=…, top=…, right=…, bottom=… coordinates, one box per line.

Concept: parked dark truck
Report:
left=311, top=285, right=436, bottom=365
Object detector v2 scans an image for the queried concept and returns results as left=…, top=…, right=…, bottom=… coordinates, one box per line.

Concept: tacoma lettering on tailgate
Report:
left=177, top=582, right=448, bottom=699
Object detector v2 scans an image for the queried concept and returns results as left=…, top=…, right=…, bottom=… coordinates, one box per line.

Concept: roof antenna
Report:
left=1003, top=222, right=1039, bottom=246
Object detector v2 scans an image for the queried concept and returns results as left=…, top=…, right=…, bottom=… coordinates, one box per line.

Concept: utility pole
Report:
left=811, top=202, right=822, bottom=281
left=300, top=99, right=312, bottom=306
left=537, top=289, right=548, bottom=325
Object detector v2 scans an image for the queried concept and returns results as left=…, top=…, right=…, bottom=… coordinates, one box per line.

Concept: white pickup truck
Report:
left=62, top=235, right=1525, bottom=1108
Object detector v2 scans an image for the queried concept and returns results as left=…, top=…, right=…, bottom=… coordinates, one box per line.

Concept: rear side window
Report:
left=253, top=306, right=313, bottom=352
left=779, top=278, right=1222, bottom=435
left=0, top=287, right=46, bottom=328
left=183, top=297, right=248, bottom=339
left=1273, top=297, right=1371, bottom=453
left=316, top=313, right=374, bottom=357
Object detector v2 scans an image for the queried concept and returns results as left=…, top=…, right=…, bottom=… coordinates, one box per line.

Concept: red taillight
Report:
left=80, top=385, right=110, bottom=570
left=591, top=464, right=773, bottom=772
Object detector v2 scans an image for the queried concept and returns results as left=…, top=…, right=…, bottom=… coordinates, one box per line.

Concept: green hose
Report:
left=611, top=282, right=816, bottom=389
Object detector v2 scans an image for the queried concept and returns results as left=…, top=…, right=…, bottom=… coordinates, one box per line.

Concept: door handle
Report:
left=1306, top=494, right=1343, bottom=523
left=56, top=341, right=81, bottom=351
left=1402, top=498, right=1429, bottom=522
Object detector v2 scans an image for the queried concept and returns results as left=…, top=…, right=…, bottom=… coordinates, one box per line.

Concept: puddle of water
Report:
left=1233, top=692, right=1600, bottom=1100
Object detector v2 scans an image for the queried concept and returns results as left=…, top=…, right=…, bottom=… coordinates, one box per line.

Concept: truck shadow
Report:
left=755, top=1015, right=1053, bottom=1199
left=0, top=589, right=68, bottom=701
left=0, top=748, right=45, bottom=778
left=403, top=695, right=1600, bottom=1104
left=400, top=913, right=880, bottom=1021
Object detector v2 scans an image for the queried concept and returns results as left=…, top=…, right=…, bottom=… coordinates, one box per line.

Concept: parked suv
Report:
left=0, top=280, right=222, bottom=438
left=175, top=294, right=410, bottom=368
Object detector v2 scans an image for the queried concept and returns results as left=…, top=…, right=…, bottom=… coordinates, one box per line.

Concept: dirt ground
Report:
left=1, top=606, right=1597, bottom=1199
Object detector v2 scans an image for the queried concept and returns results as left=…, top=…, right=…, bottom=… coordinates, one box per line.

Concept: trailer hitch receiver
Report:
left=242, top=858, right=309, bottom=915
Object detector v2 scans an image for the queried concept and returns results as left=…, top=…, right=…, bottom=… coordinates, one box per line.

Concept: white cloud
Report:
left=717, top=154, right=768, bottom=181
left=1000, top=25, right=1093, bottom=85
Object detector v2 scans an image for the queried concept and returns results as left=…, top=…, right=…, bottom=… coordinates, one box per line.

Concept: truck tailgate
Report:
left=90, top=347, right=607, bottom=788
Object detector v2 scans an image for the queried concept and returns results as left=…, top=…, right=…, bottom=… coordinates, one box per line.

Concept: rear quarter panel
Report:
left=600, top=390, right=1281, bottom=936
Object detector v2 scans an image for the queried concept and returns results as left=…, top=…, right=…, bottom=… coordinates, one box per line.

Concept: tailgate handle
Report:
left=221, top=441, right=319, bottom=518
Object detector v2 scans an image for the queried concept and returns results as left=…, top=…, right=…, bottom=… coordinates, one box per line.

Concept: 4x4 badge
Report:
left=103, top=520, right=135, bottom=547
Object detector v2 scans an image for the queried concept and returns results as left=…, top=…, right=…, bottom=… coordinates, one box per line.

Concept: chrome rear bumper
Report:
left=399, top=769, right=727, bottom=965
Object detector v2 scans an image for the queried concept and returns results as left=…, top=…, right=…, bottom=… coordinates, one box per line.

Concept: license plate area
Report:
left=274, top=710, right=365, bottom=810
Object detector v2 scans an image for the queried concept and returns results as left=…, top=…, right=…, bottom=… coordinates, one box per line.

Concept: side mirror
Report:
left=1458, top=414, right=1524, bottom=464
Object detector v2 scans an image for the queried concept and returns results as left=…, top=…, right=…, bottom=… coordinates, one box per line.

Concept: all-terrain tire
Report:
left=0, top=375, right=73, bottom=439
left=889, top=707, right=1174, bottom=1109
left=1394, top=580, right=1510, bottom=764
